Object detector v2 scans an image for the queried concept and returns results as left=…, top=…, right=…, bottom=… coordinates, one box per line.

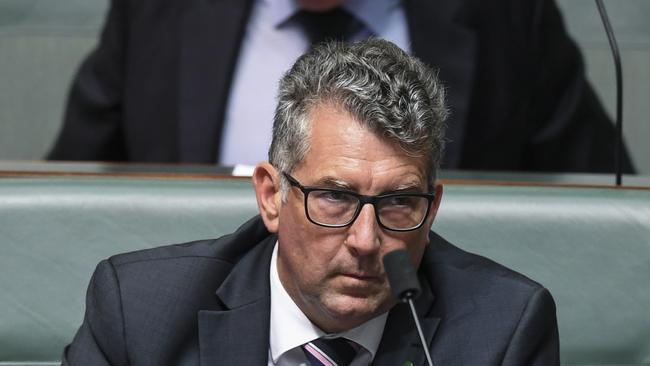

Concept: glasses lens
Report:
left=377, top=195, right=429, bottom=230
left=306, top=190, right=359, bottom=226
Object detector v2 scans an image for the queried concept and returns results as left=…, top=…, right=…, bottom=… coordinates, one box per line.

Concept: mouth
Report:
left=339, top=272, right=383, bottom=283
left=334, top=272, right=385, bottom=298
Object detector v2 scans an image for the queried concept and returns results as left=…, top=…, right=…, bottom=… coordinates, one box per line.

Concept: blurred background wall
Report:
left=0, top=0, right=107, bottom=161
left=0, top=0, right=648, bottom=173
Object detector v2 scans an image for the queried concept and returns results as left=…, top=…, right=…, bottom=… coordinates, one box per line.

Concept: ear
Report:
left=252, top=162, right=282, bottom=233
left=424, top=183, right=444, bottom=228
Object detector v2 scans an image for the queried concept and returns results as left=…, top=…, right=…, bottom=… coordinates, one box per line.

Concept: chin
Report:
left=319, top=292, right=391, bottom=330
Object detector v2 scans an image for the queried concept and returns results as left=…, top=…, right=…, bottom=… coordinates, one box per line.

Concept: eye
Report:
left=386, top=195, right=415, bottom=207
left=320, top=191, right=353, bottom=203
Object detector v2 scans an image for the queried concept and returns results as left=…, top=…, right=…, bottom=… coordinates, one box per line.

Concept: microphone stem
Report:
left=407, top=298, right=434, bottom=366
left=595, top=0, right=623, bottom=186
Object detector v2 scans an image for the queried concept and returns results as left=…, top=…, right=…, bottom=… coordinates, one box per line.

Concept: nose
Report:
left=344, top=203, right=381, bottom=256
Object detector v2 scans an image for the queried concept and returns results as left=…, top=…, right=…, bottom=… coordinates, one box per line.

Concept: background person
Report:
left=48, top=0, right=634, bottom=173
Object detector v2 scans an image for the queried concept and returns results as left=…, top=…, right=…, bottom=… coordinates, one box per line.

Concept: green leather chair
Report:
left=1, top=176, right=649, bottom=365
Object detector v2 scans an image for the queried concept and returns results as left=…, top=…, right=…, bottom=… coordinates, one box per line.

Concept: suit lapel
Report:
left=198, top=235, right=275, bottom=365
left=178, top=0, right=254, bottom=163
left=373, top=275, right=440, bottom=366
left=406, top=0, right=477, bottom=169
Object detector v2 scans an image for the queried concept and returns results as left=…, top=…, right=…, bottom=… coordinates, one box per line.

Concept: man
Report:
left=63, top=40, right=559, bottom=365
left=48, top=0, right=634, bottom=173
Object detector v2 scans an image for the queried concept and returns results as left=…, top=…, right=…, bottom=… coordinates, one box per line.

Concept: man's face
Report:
left=275, top=104, right=441, bottom=333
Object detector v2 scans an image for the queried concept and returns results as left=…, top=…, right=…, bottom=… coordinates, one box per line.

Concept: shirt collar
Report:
left=267, top=0, right=401, bottom=36
left=268, top=242, right=388, bottom=363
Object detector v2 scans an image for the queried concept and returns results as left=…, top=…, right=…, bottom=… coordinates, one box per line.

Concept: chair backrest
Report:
left=1, top=176, right=648, bottom=365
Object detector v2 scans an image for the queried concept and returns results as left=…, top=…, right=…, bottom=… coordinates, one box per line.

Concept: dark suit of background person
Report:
left=62, top=217, right=559, bottom=365
left=48, top=0, right=634, bottom=173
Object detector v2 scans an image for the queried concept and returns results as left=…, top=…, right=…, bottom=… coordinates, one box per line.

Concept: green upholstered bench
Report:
left=1, top=176, right=649, bottom=366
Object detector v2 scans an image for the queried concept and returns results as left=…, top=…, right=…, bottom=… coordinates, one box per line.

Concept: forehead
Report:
left=296, top=104, right=429, bottom=191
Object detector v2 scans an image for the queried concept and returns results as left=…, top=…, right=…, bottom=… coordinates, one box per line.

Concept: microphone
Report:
left=383, top=250, right=434, bottom=366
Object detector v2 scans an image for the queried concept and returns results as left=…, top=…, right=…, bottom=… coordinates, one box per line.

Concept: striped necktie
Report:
left=302, top=337, right=357, bottom=366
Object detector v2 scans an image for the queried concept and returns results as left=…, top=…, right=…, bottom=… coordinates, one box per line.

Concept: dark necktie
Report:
left=302, top=337, right=358, bottom=366
left=294, top=7, right=363, bottom=46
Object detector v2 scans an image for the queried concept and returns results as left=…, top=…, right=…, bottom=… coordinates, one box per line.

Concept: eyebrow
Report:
left=311, top=176, right=426, bottom=195
left=388, top=183, right=426, bottom=194
left=313, top=176, right=354, bottom=190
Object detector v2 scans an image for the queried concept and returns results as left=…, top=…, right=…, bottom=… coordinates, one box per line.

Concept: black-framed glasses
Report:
left=283, top=172, right=435, bottom=232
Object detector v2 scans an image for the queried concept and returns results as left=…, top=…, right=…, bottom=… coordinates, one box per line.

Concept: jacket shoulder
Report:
left=425, top=230, right=545, bottom=293
left=107, top=215, right=271, bottom=268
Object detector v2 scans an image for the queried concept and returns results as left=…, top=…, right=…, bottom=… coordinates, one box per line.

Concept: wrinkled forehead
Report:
left=298, top=104, right=432, bottom=189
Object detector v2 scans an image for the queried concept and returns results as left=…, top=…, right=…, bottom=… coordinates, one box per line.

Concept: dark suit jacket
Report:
left=62, top=216, right=559, bottom=365
left=48, top=0, right=633, bottom=173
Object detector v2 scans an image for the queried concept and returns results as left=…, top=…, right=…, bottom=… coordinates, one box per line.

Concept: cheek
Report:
left=381, top=229, right=429, bottom=268
left=406, top=230, right=430, bottom=266
left=277, top=206, right=346, bottom=284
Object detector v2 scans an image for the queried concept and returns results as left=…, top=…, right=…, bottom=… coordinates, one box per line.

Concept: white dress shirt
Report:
left=268, top=243, right=389, bottom=366
left=219, top=0, right=410, bottom=166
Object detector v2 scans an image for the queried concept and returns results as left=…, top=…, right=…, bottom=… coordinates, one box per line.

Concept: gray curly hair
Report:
left=269, top=39, right=447, bottom=194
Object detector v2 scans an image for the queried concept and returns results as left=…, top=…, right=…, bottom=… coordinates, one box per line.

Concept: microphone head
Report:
left=383, top=249, right=421, bottom=301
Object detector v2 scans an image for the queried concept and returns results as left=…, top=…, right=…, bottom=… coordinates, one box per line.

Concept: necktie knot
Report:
left=302, top=337, right=358, bottom=366
left=294, top=7, right=363, bottom=46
